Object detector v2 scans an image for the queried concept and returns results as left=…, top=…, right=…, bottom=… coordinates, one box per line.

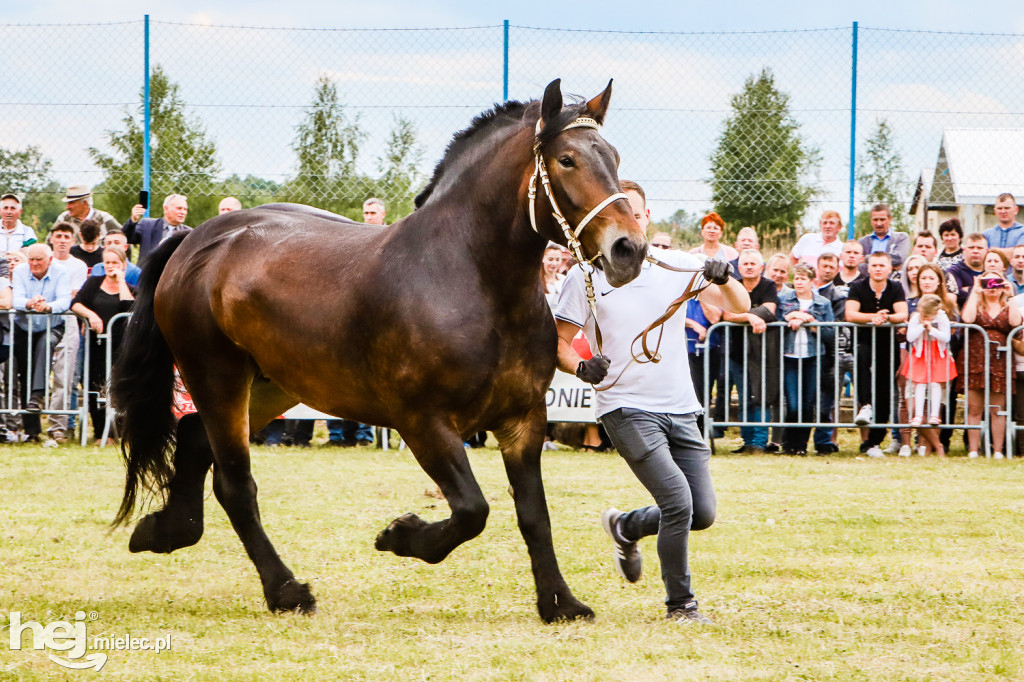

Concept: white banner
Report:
left=279, top=372, right=597, bottom=424
left=545, top=371, right=598, bottom=423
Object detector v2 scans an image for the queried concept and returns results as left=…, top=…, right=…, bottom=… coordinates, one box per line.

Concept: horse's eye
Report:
left=558, top=156, right=575, bottom=169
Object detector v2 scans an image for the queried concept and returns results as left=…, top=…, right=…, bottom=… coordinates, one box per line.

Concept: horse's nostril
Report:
left=611, top=236, right=640, bottom=261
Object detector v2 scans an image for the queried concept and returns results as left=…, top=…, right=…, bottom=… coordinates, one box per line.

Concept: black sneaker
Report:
left=667, top=603, right=713, bottom=625
left=600, top=508, right=642, bottom=583
left=764, top=442, right=781, bottom=453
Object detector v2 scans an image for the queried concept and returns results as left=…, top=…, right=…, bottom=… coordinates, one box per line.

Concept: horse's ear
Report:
left=585, top=79, right=613, bottom=124
left=540, top=79, right=563, bottom=128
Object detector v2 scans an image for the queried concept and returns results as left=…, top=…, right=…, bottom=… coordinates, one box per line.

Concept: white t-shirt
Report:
left=52, top=255, right=89, bottom=293
left=791, top=233, right=843, bottom=268
left=554, top=250, right=708, bottom=418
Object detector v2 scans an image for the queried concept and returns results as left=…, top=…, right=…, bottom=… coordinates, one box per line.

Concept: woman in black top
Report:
left=71, top=246, right=135, bottom=445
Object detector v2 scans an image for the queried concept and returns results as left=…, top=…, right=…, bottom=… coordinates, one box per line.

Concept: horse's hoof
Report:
left=539, top=595, right=595, bottom=624
left=128, top=514, right=160, bottom=553
left=268, top=579, right=316, bottom=615
left=128, top=511, right=203, bottom=554
left=374, top=513, right=423, bottom=553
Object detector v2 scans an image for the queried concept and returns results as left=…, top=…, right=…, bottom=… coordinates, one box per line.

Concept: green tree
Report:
left=0, top=145, right=61, bottom=237
left=284, top=75, right=368, bottom=218
left=89, top=65, right=221, bottom=225
left=857, top=118, right=909, bottom=230
left=216, top=174, right=283, bottom=209
left=708, top=68, right=820, bottom=238
left=0, top=145, right=52, bottom=195
left=375, top=115, right=424, bottom=220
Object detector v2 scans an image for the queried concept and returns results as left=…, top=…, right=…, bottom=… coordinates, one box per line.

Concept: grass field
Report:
left=2, top=437, right=1023, bottom=681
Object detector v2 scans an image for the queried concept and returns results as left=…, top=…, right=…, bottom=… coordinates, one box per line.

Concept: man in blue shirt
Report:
left=982, top=193, right=1024, bottom=259
left=12, top=243, right=72, bottom=440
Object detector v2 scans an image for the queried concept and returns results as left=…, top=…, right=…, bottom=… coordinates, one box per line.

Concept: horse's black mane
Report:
left=414, top=96, right=589, bottom=208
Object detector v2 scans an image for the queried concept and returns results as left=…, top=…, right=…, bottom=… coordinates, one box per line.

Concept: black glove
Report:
left=576, top=355, right=610, bottom=384
left=703, top=258, right=733, bottom=285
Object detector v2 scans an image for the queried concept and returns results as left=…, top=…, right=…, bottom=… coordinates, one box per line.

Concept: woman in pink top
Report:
left=690, top=212, right=738, bottom=261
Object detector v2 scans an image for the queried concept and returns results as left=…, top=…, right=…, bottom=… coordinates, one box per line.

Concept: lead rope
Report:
left=594, top=257, right=711, bottom=392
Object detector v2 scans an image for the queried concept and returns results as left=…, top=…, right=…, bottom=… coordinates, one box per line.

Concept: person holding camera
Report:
left=959, top=250, right=1022, bottom=459
left=553, top=181, right=750, bottom=625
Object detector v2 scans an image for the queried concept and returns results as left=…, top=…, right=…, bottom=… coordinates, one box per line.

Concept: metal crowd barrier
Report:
left=1, top=310, right=93, bottom=447
left=700, top=320, right=1006, bottom=457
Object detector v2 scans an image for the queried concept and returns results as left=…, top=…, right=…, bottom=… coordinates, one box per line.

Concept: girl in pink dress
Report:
left=903, top=295, right=957, bottom=455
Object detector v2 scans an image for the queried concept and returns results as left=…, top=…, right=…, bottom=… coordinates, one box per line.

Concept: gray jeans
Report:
left=598, top=408, right=716, bottom=612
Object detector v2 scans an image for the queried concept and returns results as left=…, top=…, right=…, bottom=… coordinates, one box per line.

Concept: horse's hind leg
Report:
left=374, top=417, right=489, bottom=564
left=496, top=408, right=594, bottom=623
left=128, top=412, right=212, bottom=553
left=186, top=368, right=315, bottom=614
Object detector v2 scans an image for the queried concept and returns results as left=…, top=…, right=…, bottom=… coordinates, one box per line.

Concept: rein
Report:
left=527, top=116, right=628, bottom=355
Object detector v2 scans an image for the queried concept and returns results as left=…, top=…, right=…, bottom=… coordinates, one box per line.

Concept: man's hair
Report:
left=996, top=192, right=1016, bottom=204
left=938, top=218, right=963, bottom=237
left=363, top=197, right=386, bottom=210
left=105, top=228, right=125, bottom=238
left=792, top=263, right=816, bottom=281
left=843, top=239, right=864, bottom=253
left=163, top=193, right=187, bottom=209
left=914, top=230, right=937, bottom=246
left=739, top=248, right=765, bottom=266
left=964, top=232, right=988, bottom=245
left=51, top=221, right=76, bottom=236
left=817, top=252, right=839, bottom=265
left=1011, top=244, right=1024, bottom=255
left=820, top=209, right=843, bottom=226
left=620, top=180, right=645, bottom=204
left=735, top=226, right=759, bottom=245
left=867, top=251, right=892, bottom=264
left=766, top=253, right=788, bottom=269
left=79, top=219, right=101, bottom=243
left=870, top=203, right=891, bottom=216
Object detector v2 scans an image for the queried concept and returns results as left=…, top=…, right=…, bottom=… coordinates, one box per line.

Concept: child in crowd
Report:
left=903, top=294, right=956, bottom=456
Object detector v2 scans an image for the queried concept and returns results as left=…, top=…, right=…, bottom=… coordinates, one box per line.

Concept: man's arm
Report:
left=47, top=268, right=72, bottom=314
left=888, top=300, right=909, bottom=324
left=555, top=319, right=585, bottom=375
left=891, top=232, right=910, bottom=267
left=0, top=282, right=10, bottom=309
left=11, top=268, right=29, bottom=310
left=845, top=297, right=874, bottom=324
left=697, top=276, right=750, bottom=314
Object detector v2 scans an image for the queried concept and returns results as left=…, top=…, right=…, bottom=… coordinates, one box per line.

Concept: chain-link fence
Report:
left=2, top=20, right=1023, bottom=238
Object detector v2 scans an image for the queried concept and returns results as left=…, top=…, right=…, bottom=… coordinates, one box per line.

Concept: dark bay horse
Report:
left=110, top=79, right=647, bottom=622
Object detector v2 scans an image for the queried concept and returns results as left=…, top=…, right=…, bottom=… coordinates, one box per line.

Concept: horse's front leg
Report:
left=496, top=408, right=595, bottom=623
left=374, top=417, right=489, bottom=564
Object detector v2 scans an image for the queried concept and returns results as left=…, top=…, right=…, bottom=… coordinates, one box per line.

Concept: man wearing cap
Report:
left=1, top=193, right=38, bottom=255
left=53, top=185, right=120, bottom=238
left=123, top=194, right=191, bottom=264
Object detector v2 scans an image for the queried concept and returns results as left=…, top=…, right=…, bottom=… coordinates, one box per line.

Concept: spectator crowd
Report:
left=6, top=180, right=1024, bottom=460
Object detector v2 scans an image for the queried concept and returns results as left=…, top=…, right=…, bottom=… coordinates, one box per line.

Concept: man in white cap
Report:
left=53, top=185, right=121, bottom=237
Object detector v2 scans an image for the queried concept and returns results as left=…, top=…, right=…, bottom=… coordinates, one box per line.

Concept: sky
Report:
left=6, top=1, right=1024, bottom=224
left=9, top=0, right=1024, bottom=38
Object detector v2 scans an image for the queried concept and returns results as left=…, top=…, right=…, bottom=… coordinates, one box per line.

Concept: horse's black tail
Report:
left=110, top=232, right=190, bottom=527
